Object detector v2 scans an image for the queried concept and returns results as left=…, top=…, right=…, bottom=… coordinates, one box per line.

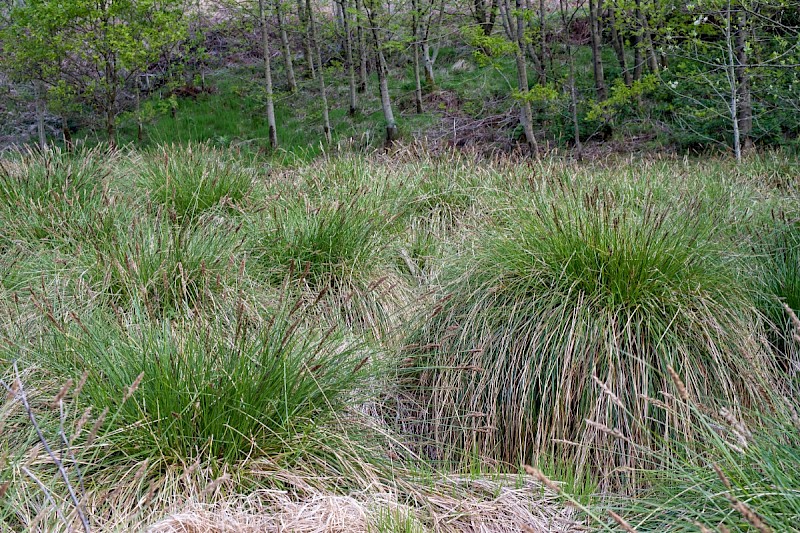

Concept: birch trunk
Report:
left=734, top=8, right=752, bottom=150
left=355, top=0, right=369, bottom=92
left=588, top=0, right=606, bottom=100
left=35, top=80, right=47, bottom=150
left=339, top=0, right=358, bottom=115
left=512, top=0, right=537, bottom=152
left=411, top=0, right=423, bottom=113
left=608, top=2, right=631, bottom=86
left=274, top=0, right=298, bottom=93
left=306, top=0, right=331, bottom=142
left=366, top=2, right=398, bottom=143
left=260, top=0, right=278, bottom=148
left=297, top=0, right=316, bottom=79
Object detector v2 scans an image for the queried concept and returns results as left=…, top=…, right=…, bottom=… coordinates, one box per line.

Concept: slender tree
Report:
left=306, top=0, right=331, bottom=142
left=355, top=0, right=369, bottom=92
left=365, top=0, right=398, bottom=143
left=588, top=0, right=607, bottom=100
left=338, top=0, right=358, bottom=114
left=259, top=0, right=278, bottom=148
left=274, top=0, right=298, bottom=93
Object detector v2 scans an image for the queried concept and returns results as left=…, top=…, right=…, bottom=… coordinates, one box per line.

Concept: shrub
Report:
left=406, top=182, right=773, bottom=483
left=138, top=143, right=254, bottom=221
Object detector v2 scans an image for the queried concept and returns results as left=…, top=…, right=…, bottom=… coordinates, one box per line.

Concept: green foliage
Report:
left=85, top=216, right=241, bottom=315
left=587, top=75, right=658, bottom=122
left=0, top=0, right=187, bottom=138
left=39, top=301, right=373, bottom=467
left=137, top=143, right=255, bottom=221
left=406, top=180, right=771, bottom=482
left=592, top=394, right=800, bottom=532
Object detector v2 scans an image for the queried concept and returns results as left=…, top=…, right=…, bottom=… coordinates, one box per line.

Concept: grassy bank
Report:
left=1, top=145, right=798, bottom=531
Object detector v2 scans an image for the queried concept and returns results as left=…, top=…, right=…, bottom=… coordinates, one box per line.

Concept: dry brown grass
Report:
left=148, top=476, right=582, bottom=533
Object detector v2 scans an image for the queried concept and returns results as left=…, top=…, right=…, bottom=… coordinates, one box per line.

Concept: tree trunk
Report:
left=35, top=80, right=47, bottom=150
left=723, top=1, right=741, bottom=162
left=539, top=0, right=550, bottom=83
left=637, top=0, right=658, bottom=74
left=274, top=0, right=298, bottom=93
left=62, top=116, right=73, bottom=152
left=734, top=7, right=752, bottom=150
left=474, top=0, right=499, bottom=36
left=411, top=0, right=423, bottom=113
left=632, top=2, right=643, bottom=81
left=588, top=0, right=606, bottom=100
left=422, top=42, right=436, bottom=86
left=260, top=0, right=279, bottom=148
left=366, top=3, right=398, bottom=143
left=607, top=2, right=631, bottom=86
left=297, top=0, right=316, bottom=79
left=355, top=0, right=369, bottom=92
left=306, top=0, right=331, bottom=143
left=560, top=0, right=581, bottom=157
left=420, top=0, right=443, bottom=88
left=339, top=0, right=358, bottom=115
left=514, top=0, right=537, bottom=152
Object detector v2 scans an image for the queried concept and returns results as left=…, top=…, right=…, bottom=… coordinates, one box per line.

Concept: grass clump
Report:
left=407, top=181, right=773, bottom=484
left=39, top=300, right=373, bottom=469
left=137, top=143, right=255, bottom=221
left=250, top=196, right=409, bottom=335
left=754, top=217, right=800, bottom=357
left=591, top=376, right=800, bottom=532
left=0, top=146, right=115, bottom=250
left=86, top=215, right=241, bottom=315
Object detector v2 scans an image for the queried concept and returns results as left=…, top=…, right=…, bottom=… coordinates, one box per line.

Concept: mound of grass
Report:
left=406, top=182, right=773, bottom=483
left=0, top=146, right=116, bottom=250
left=137, top=143, right=255, bottom=221
left=38, top=300, right=373, bottom=469
left=590, top=379, right=800, bottom=532
left=250, top=195, right=409, bottom=335
left=755, top=217, right=800, bottom=354
left=86, top=215, right=241, bottom=315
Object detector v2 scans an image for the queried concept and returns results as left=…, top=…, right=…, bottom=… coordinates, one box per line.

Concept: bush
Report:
left=406, top=182, right=773, bottom=483
left=138, top=143, right=254, bottom=221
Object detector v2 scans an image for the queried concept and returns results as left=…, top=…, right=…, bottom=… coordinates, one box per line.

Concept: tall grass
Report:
left=32, top=297, right=374, bottom=469
left=84, top=214, right=242, bottom=315
left=137, top=143, right=255, bottom=221
left=586, top=372, right=800, bottom=532
left=406, top=180, right=774, bottom=484
left=0, top=146, right=116, bottom=251
left=249, top=195, right=410, bottom=335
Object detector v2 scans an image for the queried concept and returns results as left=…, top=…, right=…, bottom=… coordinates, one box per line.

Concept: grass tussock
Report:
left=0, top=146, right=117, bottom=250
left=85, top=215, right=242, bottom=315
left=36, top=300, right=371, bottom=468
left=587, top=372, right=800, bottom=532
left=137, top=143, right=255, bottom=221
left=249, top=195, right=411, bottom=335
left=407, top=180, right=775, bottom=483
